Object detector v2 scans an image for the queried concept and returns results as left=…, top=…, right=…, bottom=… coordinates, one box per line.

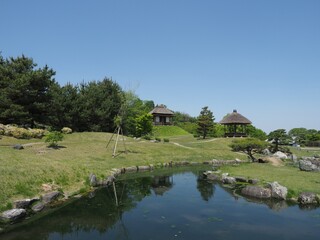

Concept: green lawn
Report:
left=0, top=131, right=319, bottom=211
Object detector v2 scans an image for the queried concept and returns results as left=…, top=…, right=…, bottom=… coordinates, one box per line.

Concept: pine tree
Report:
left=197, top=106, right=215, bottom=139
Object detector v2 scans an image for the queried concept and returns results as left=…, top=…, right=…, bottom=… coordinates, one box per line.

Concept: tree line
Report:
left=0, top=53, right=153, bottom=135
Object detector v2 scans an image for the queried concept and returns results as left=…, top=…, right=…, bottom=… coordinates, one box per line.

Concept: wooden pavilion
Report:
left=219, top=110, right=252, bottom=137
left=149, top=104, right=174, bottom=125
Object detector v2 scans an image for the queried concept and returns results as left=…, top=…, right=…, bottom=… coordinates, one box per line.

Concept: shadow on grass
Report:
left=47, top=145, right=67, bottom=150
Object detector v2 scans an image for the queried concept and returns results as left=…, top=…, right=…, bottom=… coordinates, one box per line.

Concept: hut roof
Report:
left=219, top=110, right=252, bottom=125
left=149, top=104, right=174, bottom=115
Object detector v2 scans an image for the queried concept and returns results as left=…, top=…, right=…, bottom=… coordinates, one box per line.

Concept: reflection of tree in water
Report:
left=196, top=172, right=215, bottom=201
left=1, top=175, right=174, bottom=240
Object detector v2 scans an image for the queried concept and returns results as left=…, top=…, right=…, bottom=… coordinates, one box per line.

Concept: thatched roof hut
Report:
left=149, top=104, right=174, bottom=125
left=219, top=110, right=252, bottom=137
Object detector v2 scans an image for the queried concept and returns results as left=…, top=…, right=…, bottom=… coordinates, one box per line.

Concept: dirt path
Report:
left=171, top=142, right=194, bottom=149
left=266, top=157, right=284, bottom=167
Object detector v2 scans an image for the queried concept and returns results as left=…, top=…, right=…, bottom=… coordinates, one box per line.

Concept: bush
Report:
left=0, top=124, right=46, bottom=139
left=142, top=135, right=152, bottom=140
left=45, top=131, right=64, bottom=147
left=163, top=138, right=170, bottom=143
left=155, top=137, right=161, bottom=142
left=61, top=127, right=72, bottom=134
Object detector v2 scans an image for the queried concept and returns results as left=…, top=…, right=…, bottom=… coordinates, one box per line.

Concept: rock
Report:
left=235, top=176, right=247, bottom=183
left=298, top=192, right=319, bottom=205
left=124, top=166, right=138, bottom=172
left=222, top=176, right=236, bottom=184
left=268, top=182, right=287, bottom=200
left=42, top=191, right=61, bottom=204
left=89, top=173, right=98, bottom=186
left=298, top=192, right=319, bottom=204
left=248, top=179, right=259, bottom=184
left=13, top=144, right=24, bottom=150
left=111, top=168, right=121, bottom=177
left=138, top=166, right=151, bottom=171
left=262, top=148, right=271, bottom=155
left=32, top=202, right=45, bottom=213
left=0, top=209, right=26, bottom=223
left=14, top=198, right=39, bottom=209
left=299, top=160, right=320, bottom=172
left=203, top=171, right=220, bottom=181
left=273, top=151, right=287, bottom=159
left=241, top=186, right=271, bottom=199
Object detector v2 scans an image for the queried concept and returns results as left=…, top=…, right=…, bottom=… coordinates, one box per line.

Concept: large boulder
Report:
left=32, top=202, right=45, bottom=213
left=273, top=151, right=287, bottom=159
left=268, top=182, right=287, bottom=200
left=298, top=192, right=319, bottom=205
left=14, top=198, right=39, bottom=209
left=42, top=191, right=62, bottom=204
left=299, top=160, right=320, bottom=172
left=0, top=209, right=26, bottom=223
left=89, top=173, right=98, bottom=187
left=203, top=171, right=220, bottom=181
left=241, top=186, right=271, bottom=199
left=262, top=148, right=271, bottom=156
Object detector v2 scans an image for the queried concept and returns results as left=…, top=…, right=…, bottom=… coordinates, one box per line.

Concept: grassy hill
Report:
left=152, top=125, right=190, bottom=137
left=0, top=131, right=319, bottom=211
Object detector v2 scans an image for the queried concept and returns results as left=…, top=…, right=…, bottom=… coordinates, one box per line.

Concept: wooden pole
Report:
left=113, top=181, right=119, bottom=207
left=112, top=127, right=121, bottom=157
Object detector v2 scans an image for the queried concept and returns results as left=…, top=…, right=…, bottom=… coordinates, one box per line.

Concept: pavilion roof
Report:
left=149, top=104, right=174, bottom=115
left=219, top=110, right=252, bottom=125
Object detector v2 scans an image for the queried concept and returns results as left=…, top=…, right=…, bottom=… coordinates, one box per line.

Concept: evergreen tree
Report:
left=196, top=106, right=215, bottom=139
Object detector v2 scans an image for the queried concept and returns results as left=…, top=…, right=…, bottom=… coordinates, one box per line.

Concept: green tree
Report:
left=77, top=78, right=123, bottom=132
left=268, top=129, right=289, bottom=152
left=122, top=91, right=154, bottom=136
left=135, top=113, right=153, bottom=137
left=197, top=106, right=215, bottom=139
left=247, top=125, right=267, bottom=140
left=45, top=131, right=64, bottom=148
left=0, top=54, right=56, bottom=126
left=230, top=138, right=269, bottom=162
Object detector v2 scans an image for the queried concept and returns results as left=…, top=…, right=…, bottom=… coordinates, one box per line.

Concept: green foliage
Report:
left=121, top=91, right=154, bottom=136
left=230, top=138, right=269, bottom=161
left=163, top=138, right=170, bottom=143
left=268, top=129, right=289, bottom=152
left=176, top=122, right=198, bottom=135
left=135, top=113, right=153, bottom=137
left=247, top=125, right=267, bottom=140
left=45, top=131, right=64, bottom=147
left=197, top=106, right=215, bottom=139
left=0, top=53, right=56, bottom=127
left=155, top=137, right=161, bottom=142
left=213, top=124, right=225, bottom=138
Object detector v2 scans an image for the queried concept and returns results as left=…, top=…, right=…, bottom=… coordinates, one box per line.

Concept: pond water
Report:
left=1, top=168, right=320, bottom=240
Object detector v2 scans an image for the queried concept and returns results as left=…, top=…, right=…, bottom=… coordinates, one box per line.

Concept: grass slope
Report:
left=152, top=125, right=190, bottom=137
left=0, top=133, right=244, bottom=210
left=0, top=132, right=319, bottom=210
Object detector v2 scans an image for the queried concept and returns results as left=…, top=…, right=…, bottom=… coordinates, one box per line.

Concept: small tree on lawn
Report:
left=45, top=131, right=64, bottom=148
left=230, top=138, right=268, bottom=162
left=197, top=106, right=215, bottom=139
left=268, top=129, right=288, bottom=153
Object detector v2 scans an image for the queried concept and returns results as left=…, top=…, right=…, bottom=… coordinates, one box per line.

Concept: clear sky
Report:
left=1, top=0, right=319, bottom=133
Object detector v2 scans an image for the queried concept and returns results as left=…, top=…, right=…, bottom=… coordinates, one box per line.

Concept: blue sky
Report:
left=1, top=0, right=319, bottom=133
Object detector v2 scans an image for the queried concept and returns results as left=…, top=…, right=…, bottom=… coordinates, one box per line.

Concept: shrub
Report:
left=163, top=138, right=170, bottom=143
left=142, top=135, right=152, bottom=140
left=61, top=127, right=72, bottom=134
left=155, top=137, right=161, bottom=142
left=45, top=131, right=64, bottom=147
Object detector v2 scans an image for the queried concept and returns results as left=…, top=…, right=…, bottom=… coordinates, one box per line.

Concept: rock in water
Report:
left=241, top=186, right=271, bottom=199
left=268, top=182, right=287, bottom=200
left=42, top=191, right=61, bottom=204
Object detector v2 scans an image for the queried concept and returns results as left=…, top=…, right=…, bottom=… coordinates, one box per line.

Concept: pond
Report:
left=1, top=167, right=320, bottom=239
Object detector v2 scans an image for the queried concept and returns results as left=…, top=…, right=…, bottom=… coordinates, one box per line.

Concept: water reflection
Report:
left=1, top=170, right=320, bottom=240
